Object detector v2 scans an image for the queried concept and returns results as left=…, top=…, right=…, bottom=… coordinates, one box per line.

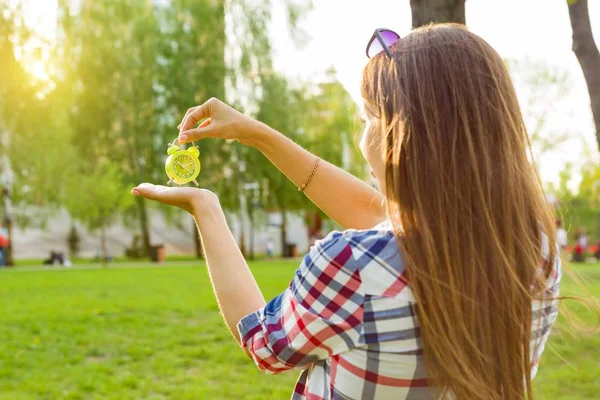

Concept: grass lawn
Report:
left=0, top=261, right=598, bottom=399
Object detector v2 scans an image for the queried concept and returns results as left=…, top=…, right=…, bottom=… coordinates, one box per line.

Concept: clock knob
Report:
left=188, top=146, right=200, bottom=158
left=167, top=145, right=179, bottom=155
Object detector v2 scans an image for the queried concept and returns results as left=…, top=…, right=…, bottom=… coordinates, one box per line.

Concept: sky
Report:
left=14, top=0, right=600, bottom=189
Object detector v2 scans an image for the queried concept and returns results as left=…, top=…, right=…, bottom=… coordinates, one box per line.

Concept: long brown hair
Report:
left=362, top=24, right=558, bottom=399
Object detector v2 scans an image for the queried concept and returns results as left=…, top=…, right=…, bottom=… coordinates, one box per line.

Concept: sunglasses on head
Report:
left=366, top=28, right=400, bottom=59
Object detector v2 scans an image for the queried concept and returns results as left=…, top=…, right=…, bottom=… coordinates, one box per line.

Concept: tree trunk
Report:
left=136, top=196, right=152, bottom=258
left=280, top=208, right=287, bottom=258
left=410, top=0, right=466, bottom=28
left=568, top=0, right=600, bottom=152
left=240, top=224, right=246, bottom=257
left=307, top=211, right=323, bottom=247
left=193, top=216, right=203, bottom=258
left=248, top=209, right=255, bottom=261
left=100, top=223, right=108, bottom=268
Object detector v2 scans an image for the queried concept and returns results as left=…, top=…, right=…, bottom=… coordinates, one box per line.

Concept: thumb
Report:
left=131, top=183, right=160, bottom=200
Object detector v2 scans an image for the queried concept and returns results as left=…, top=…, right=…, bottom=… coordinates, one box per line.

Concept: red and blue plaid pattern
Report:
left=238, top=222, right=561, bottom=399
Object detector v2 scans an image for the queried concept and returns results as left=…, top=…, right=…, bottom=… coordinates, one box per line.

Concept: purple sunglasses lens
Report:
left=367, top=30, right=400, bottom=58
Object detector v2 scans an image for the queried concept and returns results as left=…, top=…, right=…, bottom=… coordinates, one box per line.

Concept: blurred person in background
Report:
left=0, top=224, right=8, bottom=267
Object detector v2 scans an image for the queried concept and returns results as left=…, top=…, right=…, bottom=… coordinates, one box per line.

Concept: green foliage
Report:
left=577, top=162, right=600, bottom=208
left=550, top=161, right=600, bottom=240
left=53, top=0, right=315, bottom=232
left=0, top=5, right=71, bottom=226
left=58, top=0, right=161, bottom=182
left=10, top=95, right=74, bottom=219
left=154, top=0, right=232, bottom=215
left=255, top=73, right=308, bottom=214
left=55, top=0, right=227, bottom=249
left=560, top=206, right=599, bottom=241
left=305, top=68, right=365, bottom=178
left=0, top=262, right=598, bottom=399
left=2, top=0, right=358, bottom=247
left=252, top=69, right=364, bottom=221
left=63, top=162, right=133, bottom=232
left=548, top=163, right=575, bottom=203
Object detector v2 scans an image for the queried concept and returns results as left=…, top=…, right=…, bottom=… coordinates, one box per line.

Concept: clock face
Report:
left=172, top=153, right=197, bottom=179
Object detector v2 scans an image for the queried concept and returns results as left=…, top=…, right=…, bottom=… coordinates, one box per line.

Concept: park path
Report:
left=0, top=261, right=201, bottom=273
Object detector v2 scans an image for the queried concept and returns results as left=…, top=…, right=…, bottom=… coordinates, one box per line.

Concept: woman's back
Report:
left=238, top=222, right=561, bottom=399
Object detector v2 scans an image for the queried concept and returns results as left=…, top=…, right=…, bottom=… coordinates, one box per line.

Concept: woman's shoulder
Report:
left=312, top=220, right=398, bottom=261
left=310, top=221, right=408, bottom=297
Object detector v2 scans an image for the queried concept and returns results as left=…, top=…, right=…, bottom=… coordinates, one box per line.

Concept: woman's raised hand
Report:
left=177, top=98, right=264, bottom=148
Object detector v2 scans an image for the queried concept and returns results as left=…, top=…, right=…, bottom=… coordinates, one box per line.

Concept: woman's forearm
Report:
left=250, top=122, right=387, bottom=230
left=193, top=199, right=266, bottom=343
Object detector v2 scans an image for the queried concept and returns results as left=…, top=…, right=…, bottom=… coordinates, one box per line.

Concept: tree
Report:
left=0, top=4, right=27, bottom=266
left=567, top=0, right=600, bottom=152
left=578, top=162, right=600, bottom=240
left=67, top=225, right=81, bottom=258
left=212, top=0, right=311, bottom=255
left=302, top=67, right=364, bottom=243
left=305, top=68, right=364, bottom=177
left=63, top=163, right=133, bottom=265
left=548, top=163, right=575, bottom=204
left=253, top=74, right=310, bottom=256
left=154, top=0, right=227, bottom=258
left=578, top=163, right=600, bottom=208
left=56, top=0, right=310, bottom=260
left=506, top=59, right=572, bottom=159
left=0, top=3, right=71, bottom=264
left=4, top=0, right=317, bottom=263
left=548, top=160, right=600, bottom=241
left=253, top=69, right=364, bottom=255
left=410, top=0, right=465, bottom=28
left=57, top=0, right=163, bottom=257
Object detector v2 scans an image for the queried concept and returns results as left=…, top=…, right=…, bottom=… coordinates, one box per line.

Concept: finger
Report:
left=198, top=117, right=212, bottom=128
left=180, top=106, right=208, bottom=132
left=181, top=117, right=211, bottom=138
left=178, top=106, right=198, bottom=130
left=180, top=98, right=217, bottom=133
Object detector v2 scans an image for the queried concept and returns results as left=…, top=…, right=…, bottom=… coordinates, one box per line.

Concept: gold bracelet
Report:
left=298, top=157, right=320, bottom=192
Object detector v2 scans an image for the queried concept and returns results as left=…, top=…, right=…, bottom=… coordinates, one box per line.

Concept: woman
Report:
left=132, top=24, right=561, bottom=400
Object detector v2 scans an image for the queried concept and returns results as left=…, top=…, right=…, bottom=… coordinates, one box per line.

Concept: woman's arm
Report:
left=193, top=194, right=266, bottom=343
left=131, top=185, right=265, bottom=343
left=177, top=98, right=387, bottom=230
left=252, top=122, right=387, bottom=230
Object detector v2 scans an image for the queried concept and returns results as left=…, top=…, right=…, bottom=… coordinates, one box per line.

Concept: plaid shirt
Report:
left=238, top=221, right=561, bottom=399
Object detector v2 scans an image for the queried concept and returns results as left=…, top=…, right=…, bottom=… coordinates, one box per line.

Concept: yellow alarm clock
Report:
left=165, top=142, right=201, bottom=186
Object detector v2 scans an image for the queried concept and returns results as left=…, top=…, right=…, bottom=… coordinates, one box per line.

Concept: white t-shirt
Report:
left=556, top=228, right=567, bottom=248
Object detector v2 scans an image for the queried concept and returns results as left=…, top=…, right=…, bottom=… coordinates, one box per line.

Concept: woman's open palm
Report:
left=131, top=183, right=217, bottom=215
